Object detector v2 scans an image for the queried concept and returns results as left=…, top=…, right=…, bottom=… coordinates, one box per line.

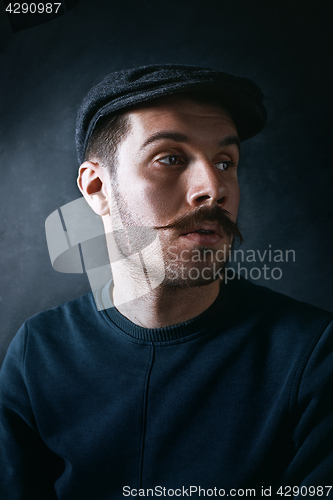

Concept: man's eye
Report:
left=159, top=155, right=184, bottom=165
left=215, top=161, right=234, bottom=171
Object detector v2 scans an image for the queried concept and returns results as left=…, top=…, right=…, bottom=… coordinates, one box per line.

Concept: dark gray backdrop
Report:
left=1, top=0, right=332, bottom=365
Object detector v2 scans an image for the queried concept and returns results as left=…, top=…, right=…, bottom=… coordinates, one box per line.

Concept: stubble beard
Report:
left=111, top=179, right=238, bottom=289
left=161, top=237, right=233, bottom=288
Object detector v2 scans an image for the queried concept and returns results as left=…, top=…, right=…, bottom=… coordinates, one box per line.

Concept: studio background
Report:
left=1, top=0, right=332, bottom=365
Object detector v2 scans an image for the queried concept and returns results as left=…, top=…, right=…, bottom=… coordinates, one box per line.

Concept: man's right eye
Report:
left=158, top=155, right=185, bottom=165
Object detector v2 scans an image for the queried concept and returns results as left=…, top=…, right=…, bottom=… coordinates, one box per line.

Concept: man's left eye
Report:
left=159, top=155, right=184, bottom=165
left=215, top=161, right=233, bottom=171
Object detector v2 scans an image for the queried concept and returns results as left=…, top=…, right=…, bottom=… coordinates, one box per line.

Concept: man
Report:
left=0, top=65, right=332, bottom=499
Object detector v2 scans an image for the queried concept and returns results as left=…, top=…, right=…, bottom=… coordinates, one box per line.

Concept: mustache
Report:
left=153, top=206, right=244, bottom=243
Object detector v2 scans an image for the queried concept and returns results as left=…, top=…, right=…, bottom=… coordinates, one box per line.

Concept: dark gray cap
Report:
left=76, top=64, right=267, bottom=164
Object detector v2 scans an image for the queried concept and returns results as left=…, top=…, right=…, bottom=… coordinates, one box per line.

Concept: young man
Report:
left=1, top=65, right=332, bottom=499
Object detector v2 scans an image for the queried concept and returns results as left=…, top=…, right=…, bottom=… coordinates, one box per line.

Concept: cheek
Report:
left=140, top=182, right=185, bottom=222
left=227, top=179, right=240, bottom=218
left=118, top=169, right=185, bottom=225
left=117, top=175, right=185, bottom=224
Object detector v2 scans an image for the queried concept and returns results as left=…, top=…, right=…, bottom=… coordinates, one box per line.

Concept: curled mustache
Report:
left=154, top=206, right=243, bottom=244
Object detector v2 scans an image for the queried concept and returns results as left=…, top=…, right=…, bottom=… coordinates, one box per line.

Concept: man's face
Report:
left=105, top=97, right=241, bottom=287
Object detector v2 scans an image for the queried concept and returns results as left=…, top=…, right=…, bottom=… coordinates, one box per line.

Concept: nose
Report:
left=186, top=158, right=228, bottom=208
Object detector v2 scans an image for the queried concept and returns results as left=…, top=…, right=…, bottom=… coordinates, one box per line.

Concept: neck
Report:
left=112, top=278, right=221, bottom=328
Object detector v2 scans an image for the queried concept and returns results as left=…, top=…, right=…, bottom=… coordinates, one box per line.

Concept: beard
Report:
left=162, top=243, right=230, bottom=287
left=110, top=179, right=243, bottom=289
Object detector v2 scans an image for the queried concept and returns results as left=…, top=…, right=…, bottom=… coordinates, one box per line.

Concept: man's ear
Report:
left=77, top=161, right=110, bottom=216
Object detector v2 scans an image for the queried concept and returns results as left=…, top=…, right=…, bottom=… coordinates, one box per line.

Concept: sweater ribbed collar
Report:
left=98, top=275, right=244, bottom=343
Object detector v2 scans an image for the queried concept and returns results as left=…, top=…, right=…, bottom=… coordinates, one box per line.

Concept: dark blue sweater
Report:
left=1, top=277, right=333, bottom=499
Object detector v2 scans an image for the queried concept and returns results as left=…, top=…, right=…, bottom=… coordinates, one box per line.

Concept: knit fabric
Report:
left=0, top=277, right=333, bottom=499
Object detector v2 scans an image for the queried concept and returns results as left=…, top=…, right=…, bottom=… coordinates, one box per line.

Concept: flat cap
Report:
left=76, top=64, right=267, bottom=164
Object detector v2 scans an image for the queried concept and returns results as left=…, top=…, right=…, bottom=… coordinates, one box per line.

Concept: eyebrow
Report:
left=140, top=131, right=241, bottom=152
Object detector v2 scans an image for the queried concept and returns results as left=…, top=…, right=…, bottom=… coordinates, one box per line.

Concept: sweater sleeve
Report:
left=280, top=317, right=333, bottom=497
left=0, top=324, right=62, bottom=500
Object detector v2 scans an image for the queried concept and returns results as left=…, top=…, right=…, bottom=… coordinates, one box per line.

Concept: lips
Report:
left=180, top=223, right=222, bottom=237
left=179, top=223, right=223, bottom=245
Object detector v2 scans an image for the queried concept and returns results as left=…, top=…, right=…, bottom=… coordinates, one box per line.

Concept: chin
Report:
left=162, top=261, right=226, bottom=288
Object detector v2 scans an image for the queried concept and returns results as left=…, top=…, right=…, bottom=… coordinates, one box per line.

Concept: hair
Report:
left=84, top=113, right=131, bottom=173
left=83, top=90, right=234, bottom=173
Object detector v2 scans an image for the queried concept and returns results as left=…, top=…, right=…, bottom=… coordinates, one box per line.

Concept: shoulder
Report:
left=24, top=290, right=109, bottom=342
left=238, top=276, right=332, bottom=325
left=230, top=276, right=333, bottom=354
left=26, top=291, right=97, bottom=329
left=226, top=277, right=333, bottom=392
left=10, top=291, right=108, bottom=365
